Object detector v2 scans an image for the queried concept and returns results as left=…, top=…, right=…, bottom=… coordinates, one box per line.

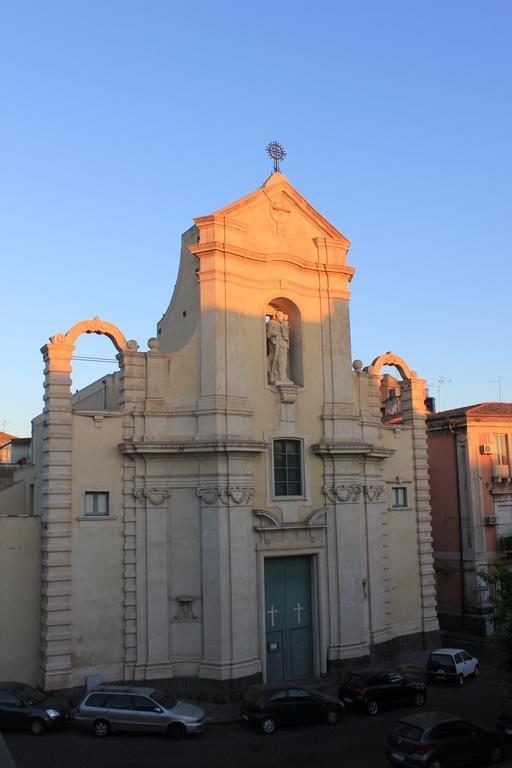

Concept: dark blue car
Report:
left=0, top=681, right=70, bottom=735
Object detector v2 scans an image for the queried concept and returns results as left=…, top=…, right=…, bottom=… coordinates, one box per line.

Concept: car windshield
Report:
left=343, top=673, right=367, bottom=685
left=391, top=722, right=424, bottom=742
left=151, top=689, right=177, bottom=708
left=428, top=653, right=455, bottom=671
left=15, top=685, right=47, bottom=705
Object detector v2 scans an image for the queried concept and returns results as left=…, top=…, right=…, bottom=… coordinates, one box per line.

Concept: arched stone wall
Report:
left=366, top=351, right=417, bottom=381
left=39, top=318, right=139, bottom=690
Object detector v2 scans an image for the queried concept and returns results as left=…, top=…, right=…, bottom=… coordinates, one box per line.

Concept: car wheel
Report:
left=428, top=759, right=444, bottom=768
left=167, top=722, right=187, bottom=740
left=28, top=718, right=45, bottom=736
left=261, top=717, right=276, bottom=734
left=93, top=719, right=110, bottom=738
left=473, top=664, right=479, bottom=678
left=325, top=708, right=339, bottom=725
left=489, top=745, right=503, bottom=764
left=366, top=699, right=379, bottom=716
left=456, top=673, right=464, bottom=687
left=414, top=691, right=426, bottom=707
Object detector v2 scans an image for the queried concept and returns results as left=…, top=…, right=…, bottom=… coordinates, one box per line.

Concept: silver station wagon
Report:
left=74, top=685, right=206, bottom=738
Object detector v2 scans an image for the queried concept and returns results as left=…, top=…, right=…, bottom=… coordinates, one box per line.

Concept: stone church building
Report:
left=0, top=172, right=439, bottom=698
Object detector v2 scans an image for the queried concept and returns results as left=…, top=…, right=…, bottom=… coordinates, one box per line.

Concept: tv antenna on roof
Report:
left=489, top=375, right=507, bottom=402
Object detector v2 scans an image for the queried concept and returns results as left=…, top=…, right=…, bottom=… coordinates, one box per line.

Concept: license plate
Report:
left=436, top=669, right=444, bottom=674
left=344, top=697, right=353, bottom=704
left=391, top=752, right=405, bottom=763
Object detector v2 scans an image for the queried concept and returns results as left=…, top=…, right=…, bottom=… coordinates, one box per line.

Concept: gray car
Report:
left=73, top=685, right=206, bottom=738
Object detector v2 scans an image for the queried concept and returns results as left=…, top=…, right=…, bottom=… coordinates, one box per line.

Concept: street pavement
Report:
left=2, top=656, right=509, bottom=768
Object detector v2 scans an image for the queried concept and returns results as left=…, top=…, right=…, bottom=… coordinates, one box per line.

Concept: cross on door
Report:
left=267, top=604, right=279, bottom=627
left=294, top=602, right=304, bottom=624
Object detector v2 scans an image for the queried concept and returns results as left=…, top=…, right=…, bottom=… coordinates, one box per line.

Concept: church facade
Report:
left=1, top=173, right=439, bottom=698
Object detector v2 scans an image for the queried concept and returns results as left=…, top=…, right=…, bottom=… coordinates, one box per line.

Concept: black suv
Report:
left=497, top=697, right=512, bottom=739
left=338, top=669, right=427, bottom=716
left=240, top=683, right=344, bottom=734
left=386, top=712, right=505, bottom=767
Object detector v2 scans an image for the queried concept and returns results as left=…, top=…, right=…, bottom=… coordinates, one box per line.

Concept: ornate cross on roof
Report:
left=266, top=141, right=286, bottom=174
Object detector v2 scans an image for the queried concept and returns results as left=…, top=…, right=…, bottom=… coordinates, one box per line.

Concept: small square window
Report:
left=84, top=491, right=109, bottom=517
left=391, top=487, right=408, bottom=508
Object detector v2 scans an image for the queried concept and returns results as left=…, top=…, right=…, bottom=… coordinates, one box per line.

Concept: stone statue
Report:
left=267, top=310, right=291, bottom=383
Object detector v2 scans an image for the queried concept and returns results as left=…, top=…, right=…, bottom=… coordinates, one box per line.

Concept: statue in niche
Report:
left=267, top=310, right=292, bottom=384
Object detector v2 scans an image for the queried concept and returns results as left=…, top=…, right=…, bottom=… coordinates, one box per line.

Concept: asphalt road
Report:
left=3, top=668, right=509, bottom=768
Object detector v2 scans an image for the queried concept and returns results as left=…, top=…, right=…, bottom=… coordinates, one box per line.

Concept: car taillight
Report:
left=355, top=688, right=368, bottom=697
left=256, top=694, right=266, bottom=707
left=414, top=744, right=428, bottom=754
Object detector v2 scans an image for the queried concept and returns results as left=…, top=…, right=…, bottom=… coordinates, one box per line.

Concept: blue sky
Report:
left=1, top=1, right=511, bottom=436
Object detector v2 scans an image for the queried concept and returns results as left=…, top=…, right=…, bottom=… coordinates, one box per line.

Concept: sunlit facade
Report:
left=0, top=174, right=439, bottom=697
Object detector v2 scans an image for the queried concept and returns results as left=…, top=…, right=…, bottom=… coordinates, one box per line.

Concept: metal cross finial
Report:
left=266, top=141, right=286, bottom=174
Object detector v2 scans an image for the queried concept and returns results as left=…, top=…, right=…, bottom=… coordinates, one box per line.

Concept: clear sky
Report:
left=1, top=1, right=511, bottom=436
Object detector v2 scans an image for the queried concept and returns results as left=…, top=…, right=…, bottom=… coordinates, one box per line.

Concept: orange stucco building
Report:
left=427, top=403, right=512, bottom=635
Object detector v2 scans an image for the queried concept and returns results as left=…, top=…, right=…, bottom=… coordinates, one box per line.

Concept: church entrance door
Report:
left=264, top=556, right=313, bottom=682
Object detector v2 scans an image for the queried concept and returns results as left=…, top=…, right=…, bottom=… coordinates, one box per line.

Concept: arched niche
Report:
left=265, top=297, right=303, bottom=387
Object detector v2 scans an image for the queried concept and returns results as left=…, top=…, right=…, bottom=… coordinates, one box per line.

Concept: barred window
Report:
left=273, top=439, right=303, bottom=497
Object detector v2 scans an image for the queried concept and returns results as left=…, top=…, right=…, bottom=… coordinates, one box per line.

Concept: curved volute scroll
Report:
left=365, top=351, right=417, bottom=380
left=49, top=316, right=138, bottom=353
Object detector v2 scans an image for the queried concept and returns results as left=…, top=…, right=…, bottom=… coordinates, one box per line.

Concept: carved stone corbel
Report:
left=323, top=484, right=362, bottom=503
left=134, top=488, right=171, bottom=506
left=364, top=485, right=384, bottom=502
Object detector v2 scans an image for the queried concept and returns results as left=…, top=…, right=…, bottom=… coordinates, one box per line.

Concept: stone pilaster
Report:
left=117, top=347, right=145, bottom=680
left=40, top=341, right=74, bottom=690
left=401, top=379, right=439, bottom=635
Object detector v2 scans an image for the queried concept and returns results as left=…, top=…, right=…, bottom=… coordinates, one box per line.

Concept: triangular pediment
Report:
left=212, top=174, right=349, bottom=244
left=193, top=174, right=351, bottom=268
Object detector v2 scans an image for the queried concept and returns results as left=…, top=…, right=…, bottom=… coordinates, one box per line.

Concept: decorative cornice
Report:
left=134, top=488, right=171, bottom=506
left=197, top=486, right=255, bottom=506
left=323, top=484, right=362, bottom=503
left=312, top=441, right=394, bottom=459
left=120, top=438, right=267, bottom=457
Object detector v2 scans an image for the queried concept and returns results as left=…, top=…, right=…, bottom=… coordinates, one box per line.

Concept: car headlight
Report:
left=46, top=709, right=61, bottom=719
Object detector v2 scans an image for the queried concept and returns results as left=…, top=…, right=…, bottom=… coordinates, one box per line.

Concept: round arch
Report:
left=366, top=351, right=417, bottom=380
left=49, top=316, right=137, bottom=353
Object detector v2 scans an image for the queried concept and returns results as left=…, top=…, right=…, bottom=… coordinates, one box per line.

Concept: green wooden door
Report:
left=264, top=556, right=313, bottom=681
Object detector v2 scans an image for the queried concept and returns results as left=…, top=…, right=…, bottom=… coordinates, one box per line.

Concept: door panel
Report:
left=265, top=557, right=313, bottom=681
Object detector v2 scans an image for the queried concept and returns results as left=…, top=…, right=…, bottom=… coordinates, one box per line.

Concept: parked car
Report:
left=0, top=681, right=71, bottom=735
left=338, top=669, right=426, bottom=716
left=497, top=696, right=512, bottom=738
left=73, top=684, right=206, bottom=738
left=240, top=683, right=344, bottom=734
left=426, top=648, right=479, bottom=686
left=386, top=711, right=505, bottom=767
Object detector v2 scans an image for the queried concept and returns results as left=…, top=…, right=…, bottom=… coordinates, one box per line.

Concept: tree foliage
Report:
left=482, top=563, right=512, bottom=690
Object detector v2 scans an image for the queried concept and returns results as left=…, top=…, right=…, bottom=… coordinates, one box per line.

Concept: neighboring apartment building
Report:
left=426, top=403, right=512, bottom=635
left=0, top=172, right=439, bottom=698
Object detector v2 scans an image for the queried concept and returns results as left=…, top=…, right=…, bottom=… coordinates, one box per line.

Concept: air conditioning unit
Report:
left=485, top=515, right=498, bottom=526
left=480, top=444, right=493, bottom=455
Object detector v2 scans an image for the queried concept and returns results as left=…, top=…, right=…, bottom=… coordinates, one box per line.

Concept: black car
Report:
left=338, top=669, right=427, bottom=716
left=240, top=683, right=344, bottom=734
left=497, top=697, right=512, bottom=739
left=386, top=711, right=505, bottom=767
left=0, top=681, right=70, bottom=735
